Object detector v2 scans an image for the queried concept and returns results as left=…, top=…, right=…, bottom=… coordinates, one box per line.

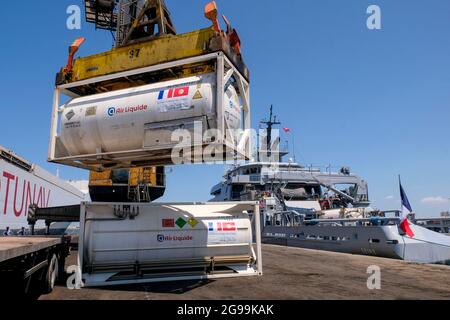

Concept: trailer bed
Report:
left=0, top=237, right=62, bottom=264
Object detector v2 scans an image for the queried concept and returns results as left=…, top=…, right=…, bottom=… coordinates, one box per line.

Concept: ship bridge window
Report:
left=241, top=167, right=260, bottom=175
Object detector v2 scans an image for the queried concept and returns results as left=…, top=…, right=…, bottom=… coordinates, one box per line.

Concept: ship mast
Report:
left=260, top=105, right=281, bottom=162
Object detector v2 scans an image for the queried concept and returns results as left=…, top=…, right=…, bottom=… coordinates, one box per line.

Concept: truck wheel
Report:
left=42, top=254, right=59, bottom=294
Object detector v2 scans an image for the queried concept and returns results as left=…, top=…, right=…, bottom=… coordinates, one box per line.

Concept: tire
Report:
left=42, top=254, right=59, bottom=294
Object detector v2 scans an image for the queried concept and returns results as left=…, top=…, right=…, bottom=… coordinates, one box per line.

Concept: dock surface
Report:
left=0, top=237, right=61, bottom=263
left=41, top=244, right=450, bottom=300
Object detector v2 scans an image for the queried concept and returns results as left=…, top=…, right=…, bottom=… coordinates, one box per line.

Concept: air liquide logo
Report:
left=107, top=107, right=116, bottom=117
left=157, top=234, right=193, bottom=243
left=107, top=105, right=148, bottom=117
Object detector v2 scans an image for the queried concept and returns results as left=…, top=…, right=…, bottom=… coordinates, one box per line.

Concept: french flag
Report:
left=220, top=222, right=237, bottom=232
left=208, top=222, right=237, bottom=232
left=158, top=86, right=190, bottom=100
left=399, top=179, right=415, bottom=238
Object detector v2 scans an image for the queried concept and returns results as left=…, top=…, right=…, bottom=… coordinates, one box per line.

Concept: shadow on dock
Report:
left=96, top=280, right=213, bottom=295
left=54, top=279, right=213, bottom=296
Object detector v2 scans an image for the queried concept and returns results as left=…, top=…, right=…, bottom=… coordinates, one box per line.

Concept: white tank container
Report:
left=82, top=203, right=254, bottom=267
left=60, top=73, right=242, bottom=157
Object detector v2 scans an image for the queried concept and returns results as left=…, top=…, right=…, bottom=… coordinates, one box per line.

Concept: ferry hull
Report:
left=263, top=224, right=450, bottom=264
left=0, top=147, right=85, bottom=233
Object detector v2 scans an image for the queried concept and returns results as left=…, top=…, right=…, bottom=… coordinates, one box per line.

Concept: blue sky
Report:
left=0, top=1, right=449, bottom=217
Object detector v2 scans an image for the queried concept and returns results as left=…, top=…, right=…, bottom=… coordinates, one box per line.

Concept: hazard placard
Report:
left=193, top=90, right=203, bottom=100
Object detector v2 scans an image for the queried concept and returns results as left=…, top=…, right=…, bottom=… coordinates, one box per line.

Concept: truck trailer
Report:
left=0, top=236, right=72, bottom=298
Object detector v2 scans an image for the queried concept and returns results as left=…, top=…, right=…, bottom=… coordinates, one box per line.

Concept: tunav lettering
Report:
left=0, top=170, right=51, bottom=217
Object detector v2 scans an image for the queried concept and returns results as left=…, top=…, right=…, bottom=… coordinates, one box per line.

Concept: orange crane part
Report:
left=204, top=1, right=221, bottom=33
left=204, top=2, right=241, bottom=56
left=64, top=37, right=86, bottom=72
left=222, top=14, right=242, bottom=56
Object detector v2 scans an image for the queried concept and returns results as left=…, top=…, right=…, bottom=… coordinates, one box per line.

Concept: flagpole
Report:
left=292, top=133, right=296, bottom=163
left=398, top=175, right=415, bottom=238
left=398, top=175, right=401, bottom=217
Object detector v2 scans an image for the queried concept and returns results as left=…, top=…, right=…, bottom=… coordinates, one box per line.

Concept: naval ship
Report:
left=210, top=108, right=450, bottom=264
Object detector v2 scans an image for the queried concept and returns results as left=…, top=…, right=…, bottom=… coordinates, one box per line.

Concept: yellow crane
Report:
left=89, top=167, right=165, bottom=202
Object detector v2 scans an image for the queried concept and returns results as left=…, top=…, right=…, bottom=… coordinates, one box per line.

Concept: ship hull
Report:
left=0, top=149, right=85, bottom=233
left=263, top=224, right=450, bottom=264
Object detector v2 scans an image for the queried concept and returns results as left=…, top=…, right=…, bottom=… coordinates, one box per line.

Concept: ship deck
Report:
left=41, top=244, right=450, bottom=300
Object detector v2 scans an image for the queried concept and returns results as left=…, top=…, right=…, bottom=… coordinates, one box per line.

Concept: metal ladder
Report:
left=127, top=171, right=151, bottom=203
